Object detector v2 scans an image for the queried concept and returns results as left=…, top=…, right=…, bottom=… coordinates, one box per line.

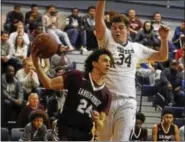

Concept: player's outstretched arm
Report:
left=148, top=25, right=169, bottom=62
left=95, top=0, right=106, bottom=41
left=31, top=46, right=64, bottom=90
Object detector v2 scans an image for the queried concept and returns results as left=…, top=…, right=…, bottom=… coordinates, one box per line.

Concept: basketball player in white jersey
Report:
left=95, top=0, right=170, bottom=141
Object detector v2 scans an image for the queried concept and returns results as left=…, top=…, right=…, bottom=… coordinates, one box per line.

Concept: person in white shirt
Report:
left=8, top=23, right=30, bottom=47
left=15, top=58, right=40, bottom=98
left=95, top=0, right=169, bottom=141
left=179, top=125, right=185, bottom=141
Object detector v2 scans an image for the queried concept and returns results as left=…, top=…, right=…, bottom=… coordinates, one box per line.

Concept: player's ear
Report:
left=92, top=61, right=97, bottom=68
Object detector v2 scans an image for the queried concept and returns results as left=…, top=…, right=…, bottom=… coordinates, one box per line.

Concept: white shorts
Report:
left=98, top=96, right=137, bottom=141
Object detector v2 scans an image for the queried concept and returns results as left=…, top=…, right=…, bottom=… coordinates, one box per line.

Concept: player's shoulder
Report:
left=65, top=70, right=83, bottom=77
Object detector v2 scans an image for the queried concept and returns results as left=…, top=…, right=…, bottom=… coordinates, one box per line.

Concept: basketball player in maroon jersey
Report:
left=152, top=109, right=180, bottom=141
left=31, top=48, right=113, bottom=140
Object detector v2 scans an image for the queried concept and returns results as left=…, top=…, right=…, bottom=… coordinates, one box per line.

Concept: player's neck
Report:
left=90, top=71, right=104, bottom=86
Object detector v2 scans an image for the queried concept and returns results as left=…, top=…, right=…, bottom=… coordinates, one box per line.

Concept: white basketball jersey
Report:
left=98, top=29, right=157, bottom=98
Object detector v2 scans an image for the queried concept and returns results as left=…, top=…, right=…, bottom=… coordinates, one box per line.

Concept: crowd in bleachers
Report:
left=1, top=3, right=185, bottom=141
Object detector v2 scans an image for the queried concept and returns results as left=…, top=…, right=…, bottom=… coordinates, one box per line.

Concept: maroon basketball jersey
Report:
left=59, top=70, right=112, bottom=133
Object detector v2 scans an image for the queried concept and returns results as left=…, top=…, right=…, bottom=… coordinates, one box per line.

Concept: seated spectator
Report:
left=172, top=20, right=185, bottom=49
left=81, top=6, right=98, bottom=51
left=17, top=93, right=45, bottom=128
left=135, top=21, right=160, bottom=49
left=42, top=5, right=73, bottom=50
left=25, top=4, right=42, bottom=33
left=12, top=35, right=28, bottom=61
left=175, top=42, right=185, bottom=60
left=4, top=4, right=24, bottom=33
left=137, top=61, right=161, bottom=85
left=127, top=9, right=142, bottom=41
left=15, top=58, right=40, bottom=98
left=47, top=52, right=72, bottom=78
left=64, top=8, right=87, bottom=51
left=179, top=125, right=185, bottom=141
left=1, top=31, right=12, bottom=72
left=160, top=60, right=183, bottom=106
left=20, top=110, right=48, bottom=141
left=2, top=65, right=24, bottom=122
left=8, top=23, right=30, bottom=47
left=130, top=112, right=148, bottom=141
left=152, top=109, right=180, bottom=141
left=178, top=45, right=185, bottom=65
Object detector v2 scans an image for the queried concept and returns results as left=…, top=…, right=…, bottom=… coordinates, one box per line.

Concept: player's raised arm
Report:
left=31, top=46, right=64, bottom=90
left=95, top=0, right=106, bottom=40
left=148, top=25, right=169, bottom=62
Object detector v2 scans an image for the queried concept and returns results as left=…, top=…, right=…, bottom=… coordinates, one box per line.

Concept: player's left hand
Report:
left=92, top=111, right=100, bottom=122
left=158, top=25, right=170, bottom=40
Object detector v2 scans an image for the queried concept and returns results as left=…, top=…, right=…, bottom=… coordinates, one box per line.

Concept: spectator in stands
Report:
left=12, top=35, right=28, bottom=61
left=172, top=20, right=185, bottom=49
left=135, top=21, right=160, bottom=49
left=17, top=93, right=45, bottom=128
left=8, top=23, right=30, bottom=48
left=175, top=42, right=185, bottom=60
left=25, top=4, right=42, bottom=33
left=2, top=65, right=24, bottom=121
left=130, top=112, right=148, bottom=141
left=15, top=58, right=40, bottom=99
left=20, top=110, right=48, bottom=141
left=47, top=52, right=72, bottom=78
left=178, top=49, right=184, bottom=65
left=179, top=125, right=185, bottom=141
left=160, top=59, right=183, bottom=106
left=64, top=8, right=87, bottom=52
left=1, top=31, right=12, bottom=72
left=127, top=9, right=143, bottom=41
left=42, top=5, right=73, bottom=50
left=4, top=4, right=24, bottom=33
left=82, top=6, right=98, bottom=51
left=152, top=109, right=180, bottom=141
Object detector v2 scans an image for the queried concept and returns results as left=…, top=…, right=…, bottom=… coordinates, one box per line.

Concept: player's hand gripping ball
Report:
left=31, top=33, right=58, bottom=58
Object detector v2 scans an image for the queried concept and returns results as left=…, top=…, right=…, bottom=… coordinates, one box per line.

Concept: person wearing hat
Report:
left=160, top=59, right=184, bottom=106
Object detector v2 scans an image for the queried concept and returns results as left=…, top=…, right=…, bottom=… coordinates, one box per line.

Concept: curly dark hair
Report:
left=29, top=110, right=48, bottom=122
left=111, top=14, right=129, bottom=28
left=136, top=112, right=146, bottom=123
left=84, top=49, right=114, bottom=73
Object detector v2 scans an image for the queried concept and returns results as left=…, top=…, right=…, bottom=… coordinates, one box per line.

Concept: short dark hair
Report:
left=14, top=4, right=21, bottom=9
left=84, top=49, right=114, bottom=73
left=162, top=109, right=174, bottom=117
left=153, top=11, right=161, bottom=17
left=31, top=4, right=38, bottom=9
left=111, top=14, right=129, bottom=28
left=6, top=65, right=15, bottom=72
left=29, top=110, right=48, bottom=122
left=88, top=5, right=96, bottom=12
left=1, top=31, right=8, bottom=36
left=136, top=112, right=146, bottom=123
left=72, top=7, right=79, bottom=12
left=46, top=5, right=56, bottom=10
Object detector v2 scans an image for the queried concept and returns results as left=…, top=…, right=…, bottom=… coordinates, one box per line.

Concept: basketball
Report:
left=31, top=33, right=58, bottom=58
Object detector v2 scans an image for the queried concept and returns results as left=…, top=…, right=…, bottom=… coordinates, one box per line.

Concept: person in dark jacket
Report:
left=20, top=110, right=48, bottom=141
left=2, top=65, right=24, bottom=122
left=4, top=4, right=24, bottom=33
left=17, top=93, right=47, bottom=128
left=64, top=8, right=87, bottom=51
left=160, top=59, right=184, bottom=106
left=25, top=4, right=42, bottom=33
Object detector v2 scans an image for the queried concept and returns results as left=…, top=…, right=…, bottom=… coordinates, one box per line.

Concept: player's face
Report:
left=111, top=22, right=128, bottom=44
left=162, top=114, right=173, bottom=125
left=94, top=54, right=111, bottom=75
left=135, top=119, right=143, bottom=129
left=33, top=117, right=43, bottom=129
